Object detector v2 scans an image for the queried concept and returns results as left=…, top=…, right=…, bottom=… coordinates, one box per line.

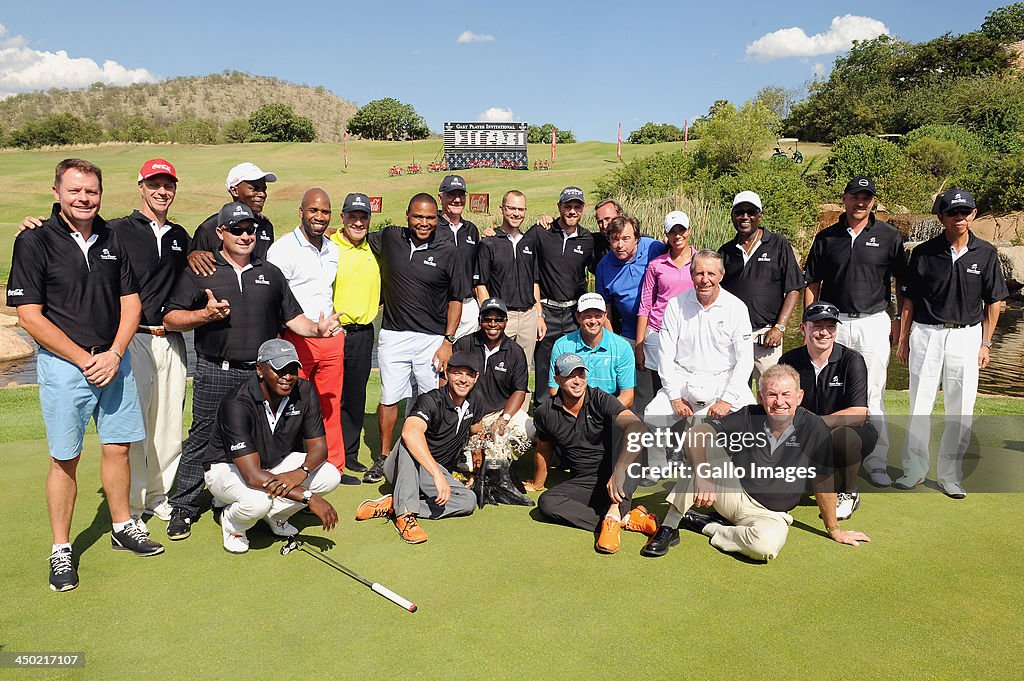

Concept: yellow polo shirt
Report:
left=330, top=231, right=381, bottom=325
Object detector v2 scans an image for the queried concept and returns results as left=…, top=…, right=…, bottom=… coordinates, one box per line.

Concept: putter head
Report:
left=280, top=537, right=300, bottom=555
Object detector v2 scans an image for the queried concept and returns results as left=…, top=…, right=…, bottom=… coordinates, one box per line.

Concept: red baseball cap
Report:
left=138, top=158, right=178, bottom=182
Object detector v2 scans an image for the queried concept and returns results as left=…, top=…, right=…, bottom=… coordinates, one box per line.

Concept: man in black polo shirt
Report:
left=779, top=302, right=878, bottom=520
left=475, top=190, right=544, bottom=377
left=719, top=191, right=803, bottom=382
left=355, top=352, right=483, bottom=544
left=187, top=162, right=278, bottom=275
left=436, top=174, right=481, bottom=339
left=203, top=339, right=340, bottom=553
left=162, top=201, right=340, bottom=540
left=804, top=176, right=907, bottom=488
left=533, top=353, right=657, bottom=554
left=896, top=189, right=1008, bottom=498
left=364, top=193, right=468, bottom=484
left=641, top=364, right=870, bottom=561
left=8, top=158, right=162, bottom=592
left=528, top=186, right=595, bottom=407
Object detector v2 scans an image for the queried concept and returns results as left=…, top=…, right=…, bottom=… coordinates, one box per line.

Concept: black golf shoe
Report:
left=166, top=508, right=193, bottom=540
left=112, top=520, right=165, bottom=556
left=362, top=458, right=385, bottom=484
left=49, top=547, right=79, bottom=592
left=640, top=526, right=680, bottom=558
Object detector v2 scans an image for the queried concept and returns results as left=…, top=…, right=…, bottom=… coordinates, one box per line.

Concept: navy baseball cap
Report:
left=218, top=201, right=256, bottom=228
left=439, top=175, right=467, bottom=194
left=479, top=298, right=508, bottom=317
left=343, top=193, right=371, bottom=214
left=555, top=352, right=588, bottom=377
left=934, top=188, right=977, bottom=214
left=843, top=176, right=877, bottom=196
left=559, top=186, right=585, bottom=204
left=803, top=301, right=842, bottom=324
left=447, top=351, right=481, bottom=374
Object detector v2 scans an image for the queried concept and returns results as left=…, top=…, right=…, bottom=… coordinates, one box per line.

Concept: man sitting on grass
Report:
left=532, top=352, right=657, bottom=554
left=355, top=352, right=483, bottom=544
left=202, top=339, right=340, bottom=554
left=641, top=363, right=870, bottom=561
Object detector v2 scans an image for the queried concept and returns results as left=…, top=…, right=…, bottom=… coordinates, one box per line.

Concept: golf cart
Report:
left=776, top=138, right=803, bottom=163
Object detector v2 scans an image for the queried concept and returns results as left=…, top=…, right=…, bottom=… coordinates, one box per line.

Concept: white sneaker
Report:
left=836, top=490, right=861, bottom=520
left=130, top=514, right=150, bottom=535
left=267, top=518, right=298, bottom=537
left=938, top=481, right=967, bottom=499
left=222, top=526, right=249, bottom=554
left=866, top=467, right=892, bottom=488
left=147, top=500, right=174, bottom=522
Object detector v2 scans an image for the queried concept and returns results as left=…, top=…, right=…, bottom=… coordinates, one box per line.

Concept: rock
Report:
left=0, top=326, right=33, bottom=362
left=998, top=245, right=1024, bottom=293
left=0, top=313, right=18, bottom=328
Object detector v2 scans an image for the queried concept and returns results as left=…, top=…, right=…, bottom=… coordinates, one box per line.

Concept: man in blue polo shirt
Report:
left=595, top=215, right=667, bottom=342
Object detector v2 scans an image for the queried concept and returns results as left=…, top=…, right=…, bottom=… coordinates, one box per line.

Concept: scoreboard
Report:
left=443, top=122, right=528, bottom=170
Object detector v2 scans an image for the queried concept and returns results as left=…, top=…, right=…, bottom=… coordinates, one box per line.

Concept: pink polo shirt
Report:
left=638, top=250, right=695, bottom=332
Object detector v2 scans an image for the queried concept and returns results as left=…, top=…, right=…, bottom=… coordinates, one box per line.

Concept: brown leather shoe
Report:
left=595, top=516, right=621, bottom=554
left=394, top=513, right=427, bottom=544
left=622, top=505, right=659, bottom=537
left=355, top=494, right=394, bottom=521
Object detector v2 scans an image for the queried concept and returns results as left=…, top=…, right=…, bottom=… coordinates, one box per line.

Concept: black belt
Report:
left=942, top=322, right=970, bottom=329
left=541, top=298, right=577, bottom=309
left=342, top=323, right=374, bottom=332
left=507, top=306, right=533, bottom=312
left=199, top=354, right=256, bottom=370
left=79, top=343, right=112, bottom=355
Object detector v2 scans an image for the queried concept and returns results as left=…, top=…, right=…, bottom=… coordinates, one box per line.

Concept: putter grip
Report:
left=372, top=583, right=417, bottom=612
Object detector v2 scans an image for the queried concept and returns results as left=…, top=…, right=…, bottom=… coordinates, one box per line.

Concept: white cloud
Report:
left=457, top=30, right=495, bottom=44
left=812, top=62, right=827, bottom=78
left=477, top=107, right=515, bottom=122
left=746, top=15, right=888, bottom=61
left=0, top=24, right=156, bottom=97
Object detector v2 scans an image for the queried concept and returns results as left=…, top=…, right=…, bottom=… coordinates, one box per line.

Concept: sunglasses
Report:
left=943, top=207, right=973, bottom=217
left=806, top=303, right=840, bottom=318
left=480, top=316, right=507, bottom=324
left=732, top=208, right=761, bottom=217
left=223, top=225, right=257, bottom=236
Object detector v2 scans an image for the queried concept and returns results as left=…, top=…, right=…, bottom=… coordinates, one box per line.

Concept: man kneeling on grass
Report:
left=203, top=339, right=340, bottom=553
left=640, top=363, right=870, bottom=561
left=532, top=352, right=657, bottom=554
left=355, top=352, right=483, bottom=544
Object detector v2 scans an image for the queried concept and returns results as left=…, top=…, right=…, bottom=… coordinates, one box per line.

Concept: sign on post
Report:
left=469, top=193, right=490, bottom=214
left=369, top=197, right=382, bottom=214
left=443, top=122, right=528, bottom=170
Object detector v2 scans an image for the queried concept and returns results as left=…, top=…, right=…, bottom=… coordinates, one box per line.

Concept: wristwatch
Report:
left=444, top=334, right=456, bottom=344
left=773, top=323, right=786, bottom=333
left=301, top=489, right=313, bottom=505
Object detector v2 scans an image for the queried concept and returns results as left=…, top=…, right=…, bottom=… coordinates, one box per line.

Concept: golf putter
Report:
left=281, top=536, right=417, bottom=613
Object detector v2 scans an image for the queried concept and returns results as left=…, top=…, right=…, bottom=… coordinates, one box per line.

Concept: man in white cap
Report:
left=187, top=162, right=279, bottom=275
left=203, top=339, right=341, bottom=553
left=718, top=191, right=803, bottom=383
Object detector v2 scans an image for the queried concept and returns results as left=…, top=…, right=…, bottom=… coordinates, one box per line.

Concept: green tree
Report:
left=346, top=98, right=429, bottom=141
left=691, top=100, right=780, bottom=175
left=107, top=115, right=157, bottom=143
left=527, top=123, right=576, bottom=144
left=823, top=134, right=932, bottom=211
left=222, top=118, right=252, bottom=144
left=165, top=115, right=219, bottom=144
left=982, top=3, right=1024, bottom=43
left=627, top=122, right=684, bottom=144
left=594, top=149, right=695, bottom=198
left=9, top=113, right=102, bottom=148
left=247, top=103, right=316, bottom=142
left=754, top=85, right=801, bottom=122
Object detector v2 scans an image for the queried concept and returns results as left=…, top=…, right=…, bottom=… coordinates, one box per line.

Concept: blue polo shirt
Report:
left=595, top=236, right=667, bottom=340
left=548, top=328, right=637, bottom=394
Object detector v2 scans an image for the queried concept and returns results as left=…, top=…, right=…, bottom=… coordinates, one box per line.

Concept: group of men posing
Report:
left=8, top=157, right=1007, bottom=593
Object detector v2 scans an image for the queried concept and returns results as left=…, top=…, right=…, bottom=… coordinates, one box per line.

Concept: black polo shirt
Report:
left=191, top=212, right=275, bottom=262
left=437, top=215, right=480, bottom=294
left=107, top=210, right=191, bottom=326
left=405, top=387, right=480, bottom=470
left=719, top=228, right=804, bottom=329
left=779, top=343, right=868, bottom=416
left=534, top=387, right=625, bottom=477
left=7, top=204, right=139, bottom=348
left=203, top=375, right=325, bottom=470
left=708, top=405, right=833, bottom=512
left=453, top=331, right=530, bottom=414
left=526, top=220, right=595, bottom=302
left=476, top=231, right=539, bottom=309
left=162, top=250, right=303, bottom=362
left=368, top=226, right=469, bottom=335
left=804, top=214, right=907, bottom=314
left=900, top=231, right=1009, bottom=326
left=590, top=232, right=610, bottom=275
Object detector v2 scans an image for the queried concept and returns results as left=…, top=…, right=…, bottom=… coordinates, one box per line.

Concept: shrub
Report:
left=627, top=122, right=685, bottom=144
left=691, top=100, right=780, bottom=175
left=823, top=134, right=932, bottom=211
left=8, top=113, right=102, bottom=148
left=247, top=103, right=316, bottom=142
left=165, top=115, right=219, bottom=144
left=222, top=118, right=252, bottom=144
left=903, top=137, right=964, bottom=180
left=594, top=149, right=695, bottom=199
left=975, top=152, right=1024, bottom=212
left=346, top=98, right=429, bottom=141
left=527, top=123, right=576, bottom=144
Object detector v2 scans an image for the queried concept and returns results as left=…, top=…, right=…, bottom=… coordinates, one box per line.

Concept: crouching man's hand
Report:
left=307, top=495, right=338, bottom=531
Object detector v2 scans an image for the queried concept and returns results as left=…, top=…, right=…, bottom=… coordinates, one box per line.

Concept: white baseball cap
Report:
left=664, top=210, right=691, bottom=233
left=576, top=293, right=607, bottom=313
left=225, top=162, right=278, bottom=190
left=731, top=190, right=762, bottom=210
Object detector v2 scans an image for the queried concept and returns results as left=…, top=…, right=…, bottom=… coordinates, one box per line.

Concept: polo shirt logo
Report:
left=865, top=237, right=880, bottom=248
left=966, top=263, right=981, bottom=275
left=259, top=232, right=271, bottom=240
left=7, top=288, right=24, bottom=296
left=466, top=237, right=476, bottom=245
left=785, top=438, right=801, bottom=447
left=423, top=256, right=437, bottom=267
left=523, top=247, right=533, bottom=255
left=828, top=376, right=844, bottom=387
left=171, top=240, right=183, bottom=251
left=494, top=361, right=507, bottom=372
left=254, top=274, right=270, bottom=285
left=99, top=248, right=117, bottom=260
left=415, top=410, right=429, bottom=421
left=230, top=441, right=246, bottom=451
left=284, top=406, right=301, bottom=416
left=573, top=245, right=583, bottom=255
left=757, top=253, right=771, bottom=262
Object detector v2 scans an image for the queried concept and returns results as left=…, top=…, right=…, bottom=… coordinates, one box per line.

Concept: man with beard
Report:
left=187, top=162, right=278, bottom=274
left=363, top=194, right=468, bottom=484
left=435, top=175, right=481, bottom=339
left=267, top=189, right=357, bottom=483
left=355, top=352, right=483, bottom=544
left=718, top=191, right=803, bottom=383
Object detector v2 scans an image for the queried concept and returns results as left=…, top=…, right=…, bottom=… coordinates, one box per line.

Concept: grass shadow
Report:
left=71, top=487, right=112, bottom=561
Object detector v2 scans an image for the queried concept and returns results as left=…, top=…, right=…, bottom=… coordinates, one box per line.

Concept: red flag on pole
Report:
left=684, top=119, right=689, bottom=153
left=617, top=122, right=622, bottom=160
left=343, top=132, right=349, bottom=169
left=551, top=127, right=557, bottom=164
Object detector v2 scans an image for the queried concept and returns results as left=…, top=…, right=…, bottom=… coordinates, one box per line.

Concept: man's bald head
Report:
left=299, top=187, right=332, bottom=240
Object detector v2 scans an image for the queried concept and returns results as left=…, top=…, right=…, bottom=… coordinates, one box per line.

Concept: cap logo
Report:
left=858, top=179, right=869, bottom=187
left=951, top=194, right=966, bottom=204
left=152, top=164, right=171, bottom=172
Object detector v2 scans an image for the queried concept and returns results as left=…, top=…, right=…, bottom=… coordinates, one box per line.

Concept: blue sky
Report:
left=0, top=1, right=1012, bottom=141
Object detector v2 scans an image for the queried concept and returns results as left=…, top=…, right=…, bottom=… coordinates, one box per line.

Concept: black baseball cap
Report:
left=934, top=188, right=977, bottom=214
left=439, top=175, right=467, bottom=194
left=843, top=176, right=877, bottom=196
left=803, top=301, right=842, bottom=324
left=218, top=201, right=256, bottom=228
left=343, top=193, right=371, bottom=214
left=479, top=298, right=508, bottom=317
left=447, top=351, right=481, bottom=374
left=559, top=186, right=585, bottom=204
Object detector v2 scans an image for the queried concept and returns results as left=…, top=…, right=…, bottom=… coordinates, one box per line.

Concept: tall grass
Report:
left=612, top=188, right=734, bottom=249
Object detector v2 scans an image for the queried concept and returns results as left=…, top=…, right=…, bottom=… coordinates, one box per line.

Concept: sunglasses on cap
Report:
left=223, top=225, right=257, bottom=236
left=942, top=207, right=973, bottom=217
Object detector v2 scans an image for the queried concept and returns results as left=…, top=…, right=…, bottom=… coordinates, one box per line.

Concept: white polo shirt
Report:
left=267, top=227, right=339, bottom=321
left=657, top=286, right=754, bottom=406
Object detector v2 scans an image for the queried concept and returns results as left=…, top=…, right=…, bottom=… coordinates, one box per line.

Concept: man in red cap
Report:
left=17, top=159, right=193, bottom=528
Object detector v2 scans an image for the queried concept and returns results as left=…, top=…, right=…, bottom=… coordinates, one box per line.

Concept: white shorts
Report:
left=378, top=329, right=443, bottom=404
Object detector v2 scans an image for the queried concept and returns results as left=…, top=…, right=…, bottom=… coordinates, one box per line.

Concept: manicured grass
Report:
left=1, top=376, right=1021, bottom=679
